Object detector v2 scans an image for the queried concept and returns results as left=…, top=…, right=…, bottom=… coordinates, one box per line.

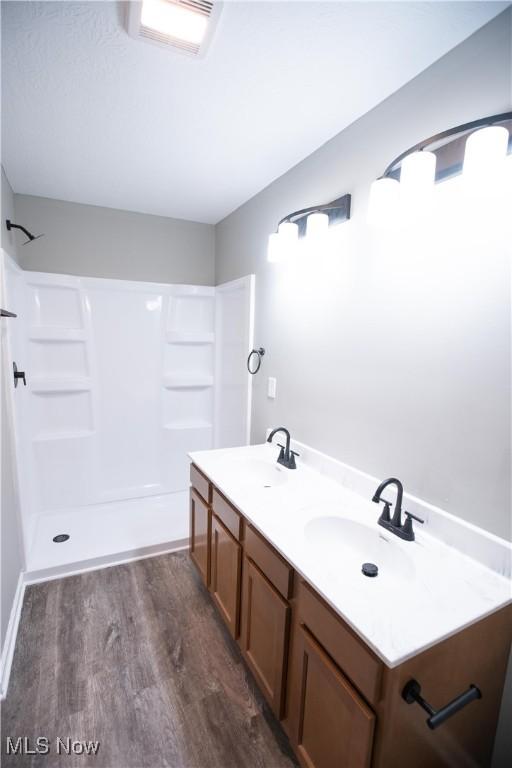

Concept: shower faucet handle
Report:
left=13, top=362, right=27, bottom=388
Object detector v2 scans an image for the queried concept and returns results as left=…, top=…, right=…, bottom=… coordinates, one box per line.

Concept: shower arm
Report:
left=5, top=219, right=43, bottom=244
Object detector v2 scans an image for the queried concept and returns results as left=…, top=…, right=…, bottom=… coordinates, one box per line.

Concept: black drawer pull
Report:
left=1, top=308, right=17, bottom=318
left=402, top=679, right=481, bottom=730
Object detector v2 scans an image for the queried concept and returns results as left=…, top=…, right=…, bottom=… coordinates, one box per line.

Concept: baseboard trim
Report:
left=24, top=538, right=189, bottom=585
left=0, top=572, right=26, bottom=700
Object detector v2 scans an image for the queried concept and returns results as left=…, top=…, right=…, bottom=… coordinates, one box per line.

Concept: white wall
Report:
left=12, top=194, right=215, bottom=285
left=215, top=10, right=511, bottom=543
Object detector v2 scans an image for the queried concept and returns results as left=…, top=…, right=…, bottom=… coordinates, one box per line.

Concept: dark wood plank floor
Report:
left=1, top=552, right=298, bottom=768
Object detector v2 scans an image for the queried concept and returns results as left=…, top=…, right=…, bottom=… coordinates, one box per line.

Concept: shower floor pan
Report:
left=25, top=491, right=188, bottom=578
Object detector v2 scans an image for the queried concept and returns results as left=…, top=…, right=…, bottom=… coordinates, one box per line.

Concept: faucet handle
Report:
left=289, top=450, right=299, bottom=469
left=402, top=511, right=424, bottom=539
left=404, top=511, right=424, bottom=524
left=378, top=500, right=392, bottom=524
left=276, top=443, right=285, bottom=461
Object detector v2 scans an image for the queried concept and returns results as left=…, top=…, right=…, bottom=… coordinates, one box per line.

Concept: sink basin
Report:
left=231, top=458, right=287, bottom=489
left=304, top=516, right=414, bottom=581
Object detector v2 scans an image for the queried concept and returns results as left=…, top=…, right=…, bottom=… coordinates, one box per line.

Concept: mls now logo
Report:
left=6, top=737, right=100, bottom=756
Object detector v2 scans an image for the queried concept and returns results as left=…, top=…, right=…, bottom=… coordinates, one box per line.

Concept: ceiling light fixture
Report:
left=368, top=112, right=511, bottom=224
left=127, top=0, right=223, bottom=57
left=267, top=194, right=351, bottom=263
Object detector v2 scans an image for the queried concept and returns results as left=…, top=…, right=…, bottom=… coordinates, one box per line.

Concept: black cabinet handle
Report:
left=402, top=679, right=481, bottom=730
left=13, top=362, right=27, bottom=388
left=1, top=308, right=17, bottom=318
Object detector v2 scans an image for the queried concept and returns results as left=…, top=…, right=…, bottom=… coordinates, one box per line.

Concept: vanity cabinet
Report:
left=240, top=557, right=291, bottom=718
left=189, top=463, right=511, bottom=768
left=189, top=487, right=211, bottom=587
left=291, top=625, right=375, bottom=768
left=210, top=513, right=242, bottom=637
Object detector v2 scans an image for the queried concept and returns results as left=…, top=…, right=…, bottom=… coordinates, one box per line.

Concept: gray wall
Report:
left=1, top=166, right=24, bottom=663
left=216, top=15, right=512, bottom=764
left=1, top=166, right=18, bottom=262
left=0, top=369, right=24, bottom=653
left=216, top=10, right=512, bottom=543
left=13, top=195, right=215, bottom=285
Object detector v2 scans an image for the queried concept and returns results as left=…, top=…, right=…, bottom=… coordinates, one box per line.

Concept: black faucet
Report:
left=267, top=427, right=299, bottom=469
left=372, top=477, right=424, bottom=541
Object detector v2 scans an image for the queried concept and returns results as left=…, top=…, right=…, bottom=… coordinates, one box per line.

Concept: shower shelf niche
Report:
left=29, top=327, right=87, bottom=342
left=163, top=375, right=213, bottom=389
left=30, top=377, right=92, bottom=393
left=164, top=420, right=213, bottom=430
left=166, top=331, right=215, bottom=344
left=33, top=429, right=95, bottom=442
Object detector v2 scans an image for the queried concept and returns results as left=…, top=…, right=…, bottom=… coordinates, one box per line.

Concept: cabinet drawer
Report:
left=245, top=525, right=293, bottom=600
left=190, top=464, right=211, bottom=504
left=298, top=581, right=382, bottom=706
left=212, top=488, right=242, bottom=541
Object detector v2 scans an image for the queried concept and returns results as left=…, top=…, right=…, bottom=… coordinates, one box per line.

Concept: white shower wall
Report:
left=4, top=263, right=254, bottom=573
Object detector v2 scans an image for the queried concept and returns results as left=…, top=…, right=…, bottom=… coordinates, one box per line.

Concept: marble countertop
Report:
left=189, top=442, right=511, bottom=668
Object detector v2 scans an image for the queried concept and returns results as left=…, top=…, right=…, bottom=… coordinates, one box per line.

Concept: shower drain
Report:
left=53, top=534, right=70, bottom=543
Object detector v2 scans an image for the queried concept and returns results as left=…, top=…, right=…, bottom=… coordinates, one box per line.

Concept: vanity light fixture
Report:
left=267, top=194, right=351, bottom=263
left=368, top=111, right=512, bottom=224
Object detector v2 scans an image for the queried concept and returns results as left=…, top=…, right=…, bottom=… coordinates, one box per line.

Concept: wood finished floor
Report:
left=1, top=552, right=298, bottom=768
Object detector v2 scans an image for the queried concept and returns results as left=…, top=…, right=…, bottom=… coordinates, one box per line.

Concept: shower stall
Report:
left=3, top=254, right=254, bottom=577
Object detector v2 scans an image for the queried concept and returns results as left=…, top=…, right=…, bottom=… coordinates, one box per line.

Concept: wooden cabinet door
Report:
left=189, top=488, right=211, bottom=587
left=291, top=626, right=375, bottom=768
left=211, top=514, right=242, bottom=637
left=240, top=557, right=291, bottom=718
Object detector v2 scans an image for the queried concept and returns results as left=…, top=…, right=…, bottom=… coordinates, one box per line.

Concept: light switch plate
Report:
left=267, top=377, right=277, bottom=399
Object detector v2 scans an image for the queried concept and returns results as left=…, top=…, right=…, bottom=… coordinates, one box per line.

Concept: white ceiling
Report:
left=2, top=1, right=507, bottom=223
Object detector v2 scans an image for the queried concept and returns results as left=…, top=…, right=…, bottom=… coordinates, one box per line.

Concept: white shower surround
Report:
left=4, top=257, right=254, bottom=574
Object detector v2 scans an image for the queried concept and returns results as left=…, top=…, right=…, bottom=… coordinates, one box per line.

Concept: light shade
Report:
left=400, top=151, right=436, bottom=194
left=306, top=212, right=329, bottom=238
left=463, top=125, right=509, bottom=182
left=367, top=177, right=400, bottom=227
left=267, top=232, right=282, bottom=263
left=277, top=221, right=299, bottom=260
left=278, top=221, right=299, bottom=241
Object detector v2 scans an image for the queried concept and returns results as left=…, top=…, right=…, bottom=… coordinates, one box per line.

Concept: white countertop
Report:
left=189, top=442, right=512, bottom=668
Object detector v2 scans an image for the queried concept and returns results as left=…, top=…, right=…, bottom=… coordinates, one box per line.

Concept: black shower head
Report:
left=6, top=219, right=44, bottom=245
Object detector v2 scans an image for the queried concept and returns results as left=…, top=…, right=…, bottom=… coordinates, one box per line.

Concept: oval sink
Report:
left=231, top=458, right=287, bottom=488
left=304, top=516, right=414, bottom=581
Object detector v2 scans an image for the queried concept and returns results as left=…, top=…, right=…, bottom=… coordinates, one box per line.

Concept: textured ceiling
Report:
left=2, top=1, right=507, bottom=223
